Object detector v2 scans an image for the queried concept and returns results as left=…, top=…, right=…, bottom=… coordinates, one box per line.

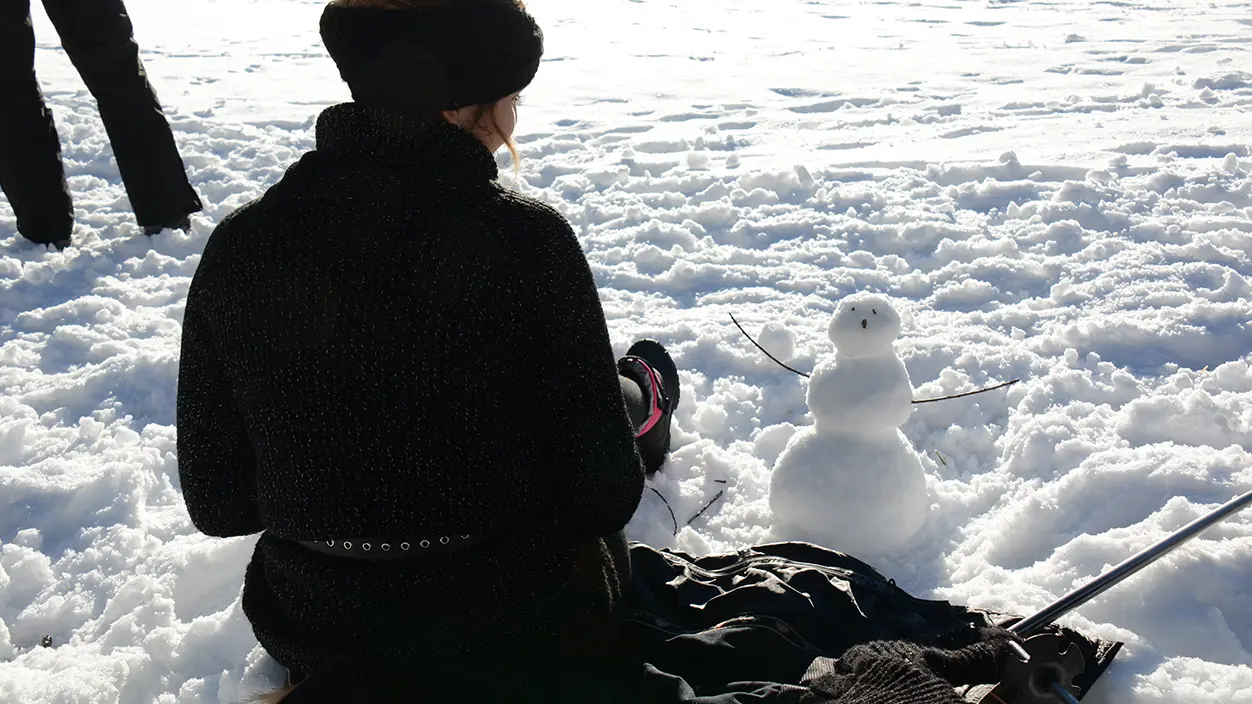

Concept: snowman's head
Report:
left=828, top=294, right=902, bottom=358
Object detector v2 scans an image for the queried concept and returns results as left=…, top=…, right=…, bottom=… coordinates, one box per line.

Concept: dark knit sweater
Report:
left=175, top=103, right=645, bottom=674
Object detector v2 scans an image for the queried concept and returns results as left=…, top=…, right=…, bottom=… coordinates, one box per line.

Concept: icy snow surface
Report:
left=2, top=0, right=1251, bottom=701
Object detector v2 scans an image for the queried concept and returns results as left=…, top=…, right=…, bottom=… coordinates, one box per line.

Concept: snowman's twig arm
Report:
left=730, top=312, right=1021, bottom=404
left=911, top=378, right=1020, bottom=404
left=729, top=313, right=812, bottom=378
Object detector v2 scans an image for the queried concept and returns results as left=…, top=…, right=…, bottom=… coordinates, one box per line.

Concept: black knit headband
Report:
left=320, top=1, right=544, bottom=113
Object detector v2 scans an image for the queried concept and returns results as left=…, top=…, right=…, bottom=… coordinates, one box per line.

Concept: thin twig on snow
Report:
left=687, top=490, right=726, bottom=526
left=649, top=486, right=678, bottom=536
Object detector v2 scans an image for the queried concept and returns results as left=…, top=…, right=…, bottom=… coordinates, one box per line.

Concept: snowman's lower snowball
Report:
left=768, top=292, right=929, bottom=556
left=769, top=424, right=930, bottom=556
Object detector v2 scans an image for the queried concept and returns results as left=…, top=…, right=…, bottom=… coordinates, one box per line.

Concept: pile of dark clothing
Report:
left=277, top=541, right=1121, bottom=703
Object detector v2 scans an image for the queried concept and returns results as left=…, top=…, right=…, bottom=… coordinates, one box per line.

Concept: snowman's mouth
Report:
left=861, top=319, right=868, bottom=329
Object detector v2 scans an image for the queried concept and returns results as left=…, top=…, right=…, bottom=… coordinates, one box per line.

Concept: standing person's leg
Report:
left=0, top=0, right=74, bottom=247
left=618, top=340, right=680, bottom=475
left=41, top=0, right=201, bottom=233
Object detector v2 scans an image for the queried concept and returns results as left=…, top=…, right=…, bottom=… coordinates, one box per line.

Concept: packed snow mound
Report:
left=772, top=295, right=929, bottom=556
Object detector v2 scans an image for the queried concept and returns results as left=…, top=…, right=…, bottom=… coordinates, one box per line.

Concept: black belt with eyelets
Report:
left=297, top=532, right=491, bottom=561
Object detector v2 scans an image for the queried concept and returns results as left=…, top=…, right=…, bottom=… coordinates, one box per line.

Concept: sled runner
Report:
left=962, top=487, right=1252, bottom=703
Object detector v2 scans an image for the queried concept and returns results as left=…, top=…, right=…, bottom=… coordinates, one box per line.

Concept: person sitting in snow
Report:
left=175, top=0, right=1022, bottom=701
left=175, top=0, right=680, bottom=696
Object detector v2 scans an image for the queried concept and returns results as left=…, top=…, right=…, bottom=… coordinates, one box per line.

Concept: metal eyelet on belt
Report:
left=461, top=535, right=470, bottom=540
left=381, top=544, right=391, bottom=552
left=362, top=543, right=372, bottom=551
left=440, top=536, right=450, bottom=545
left=343, top=542, right=353, bottom=550
left=401, top=542, right=410, bottom=551
left=326, top=541, right=335, bottom=547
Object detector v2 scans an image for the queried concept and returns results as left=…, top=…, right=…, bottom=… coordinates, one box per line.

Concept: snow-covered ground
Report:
left=2, top=0, right=1250, bottom=701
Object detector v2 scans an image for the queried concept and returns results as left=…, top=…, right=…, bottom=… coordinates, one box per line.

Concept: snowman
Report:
left=769, top=293, right=930, bottom=556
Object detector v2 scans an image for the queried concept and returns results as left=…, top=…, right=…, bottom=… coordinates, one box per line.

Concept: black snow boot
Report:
left=143, top=214, right=192, bottom=236
left=618, top=339, right=680, bottom=475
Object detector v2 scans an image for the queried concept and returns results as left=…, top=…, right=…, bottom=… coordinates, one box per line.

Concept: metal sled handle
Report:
left=1011, top=488, right=1252, bottom=638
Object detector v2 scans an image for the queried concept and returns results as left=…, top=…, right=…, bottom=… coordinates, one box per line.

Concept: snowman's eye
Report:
left=872, top=309, right=877, bottom=314
left=850, top=307, right=855, bottom=311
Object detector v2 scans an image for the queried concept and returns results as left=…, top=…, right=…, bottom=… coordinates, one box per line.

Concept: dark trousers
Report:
left=619, top=374, right=649, bottom=433
left=280, top=380, right=652, bottom=691
left=0, top=0, right=202, bottom=244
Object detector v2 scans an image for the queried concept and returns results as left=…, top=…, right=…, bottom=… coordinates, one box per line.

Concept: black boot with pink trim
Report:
left=618, top=339, right=680, bottom=475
